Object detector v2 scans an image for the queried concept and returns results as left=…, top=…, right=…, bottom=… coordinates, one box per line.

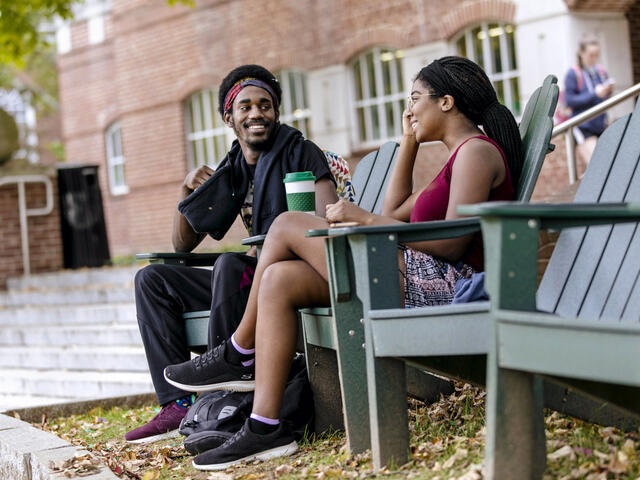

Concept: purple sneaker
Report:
left=125, top=402, right=188, bottom=444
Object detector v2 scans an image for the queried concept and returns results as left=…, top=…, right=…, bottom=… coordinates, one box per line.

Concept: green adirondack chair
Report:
left=135, top=143, right=404, bottom=431
left=461, top=94, right=640, bottom=479
left=136, top=144, right=400, bottom=346
left=305, top=74, right=560, bottom=467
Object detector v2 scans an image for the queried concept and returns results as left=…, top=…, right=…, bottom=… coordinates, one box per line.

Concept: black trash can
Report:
left=57, top=164, right=111, bottom=269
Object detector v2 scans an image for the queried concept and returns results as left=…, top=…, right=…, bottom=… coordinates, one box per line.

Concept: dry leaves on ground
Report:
left=49, top=452, right=103, bottom=477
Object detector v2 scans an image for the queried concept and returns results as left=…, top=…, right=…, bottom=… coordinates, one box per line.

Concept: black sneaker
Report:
left=192, top=419, right=298, bottom=471
left=163, top=342, right=255, bottom=392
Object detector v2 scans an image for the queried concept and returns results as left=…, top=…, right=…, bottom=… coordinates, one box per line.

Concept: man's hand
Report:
left=184, top=165, right=214, bottom=192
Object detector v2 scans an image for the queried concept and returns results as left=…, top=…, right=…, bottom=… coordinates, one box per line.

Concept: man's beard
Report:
left=233, top=120, right=277, bottom=151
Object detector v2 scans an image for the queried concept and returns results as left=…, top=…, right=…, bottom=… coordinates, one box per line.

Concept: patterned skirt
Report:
left=402, top=247, right=476, bottom=308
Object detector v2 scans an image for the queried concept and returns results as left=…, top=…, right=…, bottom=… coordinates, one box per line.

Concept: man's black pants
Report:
left=134, top=252, right=257, bottom=405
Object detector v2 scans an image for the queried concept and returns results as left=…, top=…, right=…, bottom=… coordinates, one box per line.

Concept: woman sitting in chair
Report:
left=163, top=56, right=523, bottom=470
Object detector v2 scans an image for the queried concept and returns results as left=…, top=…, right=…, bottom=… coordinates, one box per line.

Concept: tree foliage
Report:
left=0, top=0, right=194, bottom=66
left=0, top=0, right=81, bottom=65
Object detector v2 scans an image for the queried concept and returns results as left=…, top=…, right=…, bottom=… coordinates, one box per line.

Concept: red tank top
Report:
left=409, top=135, right=515, bottom=271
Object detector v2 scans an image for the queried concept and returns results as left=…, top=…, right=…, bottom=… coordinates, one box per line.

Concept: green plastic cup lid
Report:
left=283, top=171, right=316, bottom=183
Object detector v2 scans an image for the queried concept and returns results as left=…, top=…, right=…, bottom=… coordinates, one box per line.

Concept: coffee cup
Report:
left=283, top=171, right=316, bottom=214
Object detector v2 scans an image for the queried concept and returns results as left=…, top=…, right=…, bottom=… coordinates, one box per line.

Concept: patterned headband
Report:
left=223, top=78, right=279, bottom=113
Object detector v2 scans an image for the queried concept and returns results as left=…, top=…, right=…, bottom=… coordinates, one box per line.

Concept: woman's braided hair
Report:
left=416, top=56, right=523, bottom=186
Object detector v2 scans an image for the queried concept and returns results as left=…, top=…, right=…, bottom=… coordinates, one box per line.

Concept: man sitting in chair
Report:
left=125, top=64, right=338, bottom=443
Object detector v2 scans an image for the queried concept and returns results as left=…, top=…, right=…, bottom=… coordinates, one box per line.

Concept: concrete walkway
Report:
left=0, top=413, right=118, bottom=480
left=0, top=393, right=156, bottom=480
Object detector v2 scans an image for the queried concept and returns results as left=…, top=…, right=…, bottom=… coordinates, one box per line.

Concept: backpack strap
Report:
left=571, top=65, right=584, bottom=92
left=595, top=64, right=608, bottom=81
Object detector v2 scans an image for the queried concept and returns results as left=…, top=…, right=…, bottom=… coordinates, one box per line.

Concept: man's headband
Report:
left=223, top=78, right=279, bottom=113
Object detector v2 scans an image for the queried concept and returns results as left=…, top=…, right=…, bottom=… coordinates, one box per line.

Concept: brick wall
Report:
left=0, top=174, right=63, bottom=290
left=56, top=0, right=626, bottom=256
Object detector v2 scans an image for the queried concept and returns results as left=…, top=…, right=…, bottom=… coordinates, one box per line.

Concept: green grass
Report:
left=36, top=383, right=640, bottom=479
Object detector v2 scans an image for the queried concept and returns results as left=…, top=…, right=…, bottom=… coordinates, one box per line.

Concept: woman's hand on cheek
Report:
left=325, top=199, right=371, bottom=226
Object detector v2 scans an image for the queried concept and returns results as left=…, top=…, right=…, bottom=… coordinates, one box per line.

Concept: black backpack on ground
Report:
left=179, top=354, right=314, bottom=454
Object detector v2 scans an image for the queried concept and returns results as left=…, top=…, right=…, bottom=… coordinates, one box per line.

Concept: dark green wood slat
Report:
left=185, top=317, right=209, bottom=347
left=517, top=76, right=558, bottom=201
left=372, top=142, right=399, bottom=214
left=596, top=148, right=640, bottom=321
left=537, top=114, right=632, bottom=313
left=542, top=375, right=640, bottom=418
left=517, top=82, right=541, bottom=139
left=497, top=316, right=640, bottom=386
left=555, top=108, right=640, bottom=318
left=602, top=224, right=640, bottom=322
left=350, top=148, right=377, bottom=206
left=621, top=267, right=640, bottom=323
left=353, top=142, right=399, bottom=213
left=581, top=222, right=638, bottom=320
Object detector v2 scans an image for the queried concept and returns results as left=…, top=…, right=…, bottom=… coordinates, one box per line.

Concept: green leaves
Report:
left=0, top=0, right=80, bottom=65
left=0, top=0, right=195, bottom=66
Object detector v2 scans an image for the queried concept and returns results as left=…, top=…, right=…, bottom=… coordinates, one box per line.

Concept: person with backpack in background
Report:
left=564, top=34, right=613, bottom=167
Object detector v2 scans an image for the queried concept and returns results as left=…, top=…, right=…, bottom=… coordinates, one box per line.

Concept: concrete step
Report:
left=0, top=285, right=135, bottom=307
left=0, top=345, right=148, bottom=371
left=0, top=324, right=142, bottom=347
left=0, top=394, right=77, bottom=412
left=6, top=266, right=141, bottom=291
left=0, top=303, right=136, bottom=327
left=0, top=368, right=154, bottom=399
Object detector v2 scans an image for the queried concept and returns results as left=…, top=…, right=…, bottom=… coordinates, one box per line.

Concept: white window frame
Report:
left=185, top=88, right=232, bottom=170
left=453, top=22, right=521, bottom=116
left=105, top=122, right=128, bottom=195
left=350, top=47, right=406, bottom=149
left=0, top=89, right=39, bottom=163
left=277, top=70, right=312, bottom=138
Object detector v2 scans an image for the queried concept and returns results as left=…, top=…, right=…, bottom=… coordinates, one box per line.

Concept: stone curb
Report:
left=0, top=414, right=117, bottom=480
left=1, top=392, right=156, bottom=480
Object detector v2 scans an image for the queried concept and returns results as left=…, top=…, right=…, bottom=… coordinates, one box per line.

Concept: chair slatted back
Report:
left=538, top=98, right=640, bottom=323
left=517, top=75, right=559, bottom=201
left=351, top=141, right=400, bottom=214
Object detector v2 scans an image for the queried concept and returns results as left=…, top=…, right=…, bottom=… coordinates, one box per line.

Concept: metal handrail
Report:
left=551, top=82, right=640, bottom=183
left=0, top=175, right=54, bottom=276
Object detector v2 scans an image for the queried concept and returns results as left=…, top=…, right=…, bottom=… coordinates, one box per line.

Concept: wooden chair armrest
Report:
left=459, top=202, right=640, bottom=230
left=135, top=252, right=224, bottom=266
left=306, top=217, right=480, bottom=243
left=241, top=234, right=266, bottom=246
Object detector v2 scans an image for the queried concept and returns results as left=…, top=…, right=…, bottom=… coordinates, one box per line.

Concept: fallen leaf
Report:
left=547, top=445, right=575, bottom=461
left=275, top=464, right=294, bottom=476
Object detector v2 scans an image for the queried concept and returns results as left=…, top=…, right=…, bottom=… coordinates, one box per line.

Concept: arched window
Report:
left=185, top=88, right=230, bottom=169
left=105, top=122, right=128, bottom=195
left=277, top=70, right=311, bottom=138
left=454, top=22, right=521, bottom=116
left=351, top=47, right=405, bottom=147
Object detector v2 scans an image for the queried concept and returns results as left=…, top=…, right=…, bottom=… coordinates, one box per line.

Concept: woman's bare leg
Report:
left=234, top=211, right=331, bottom=348
left=250, top=259, right=330, bottom=418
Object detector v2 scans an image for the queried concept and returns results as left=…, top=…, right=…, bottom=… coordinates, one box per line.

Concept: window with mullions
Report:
left=185, top=88, right=230, bottom=169
left=454, top=22, right=521, bottom=116
left=277, top=70, right=311, bottom=138
left=105, top=122, right=128, bottom=195
left=352, top=47, right=405, bottom=147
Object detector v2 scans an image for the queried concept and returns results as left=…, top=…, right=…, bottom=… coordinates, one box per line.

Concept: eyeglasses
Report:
left=407, top=92, right=439, bottom=108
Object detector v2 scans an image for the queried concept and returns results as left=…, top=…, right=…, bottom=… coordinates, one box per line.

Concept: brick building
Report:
left=56, top=0, right=640, bottom=256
